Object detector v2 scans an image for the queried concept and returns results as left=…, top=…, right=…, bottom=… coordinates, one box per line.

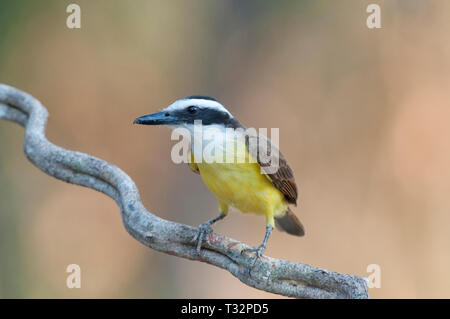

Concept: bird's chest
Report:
left=190, top=130, right=282, bottom=213
left=192, top=132, right=258, bottom=192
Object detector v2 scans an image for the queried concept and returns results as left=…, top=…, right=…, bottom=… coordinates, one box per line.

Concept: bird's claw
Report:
left=192, top=222, right=213, bottom=253
left=242, top=245, right=266, bottom=267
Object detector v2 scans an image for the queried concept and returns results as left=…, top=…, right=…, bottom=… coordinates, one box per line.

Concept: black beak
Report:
left=133, top=111, right=178, bottom=125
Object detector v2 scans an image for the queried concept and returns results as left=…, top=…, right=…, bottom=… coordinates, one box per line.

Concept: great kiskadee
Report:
left=134, top=96, right=304, bottom=263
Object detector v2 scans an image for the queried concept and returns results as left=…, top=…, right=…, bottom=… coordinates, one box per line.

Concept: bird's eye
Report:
left=187, top=105, right=198, bottom=114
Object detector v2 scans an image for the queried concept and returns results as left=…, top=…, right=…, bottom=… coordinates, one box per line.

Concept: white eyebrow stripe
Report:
left=164, top=98, right=232, bottom=116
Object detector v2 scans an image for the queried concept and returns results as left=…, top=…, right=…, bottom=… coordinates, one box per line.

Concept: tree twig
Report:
left=0, top=84, right=369, bottom=298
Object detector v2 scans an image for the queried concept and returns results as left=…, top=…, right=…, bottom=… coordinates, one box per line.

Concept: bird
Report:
left=133, top=96, right=304, bottom=264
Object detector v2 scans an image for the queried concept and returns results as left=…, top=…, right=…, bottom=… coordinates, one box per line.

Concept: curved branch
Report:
left=0, top=84, right=368, bottom=299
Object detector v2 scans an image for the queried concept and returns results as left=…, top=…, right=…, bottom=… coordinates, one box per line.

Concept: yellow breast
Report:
left=193, top=139, right=287, bottom=222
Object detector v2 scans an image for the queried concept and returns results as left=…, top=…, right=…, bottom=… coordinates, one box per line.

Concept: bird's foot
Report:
left=192, top=222, right=213, bottom=253
left=242, top=244, right=266, bottom=267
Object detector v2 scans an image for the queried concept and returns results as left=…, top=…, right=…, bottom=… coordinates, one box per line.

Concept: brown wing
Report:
left=246, top=132, right=298, bottom=205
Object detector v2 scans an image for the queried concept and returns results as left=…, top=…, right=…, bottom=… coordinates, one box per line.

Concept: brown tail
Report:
left=274, top=208, right=305, bottom=236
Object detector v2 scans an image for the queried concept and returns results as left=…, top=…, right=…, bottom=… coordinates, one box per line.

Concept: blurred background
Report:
left=0, top=0, right=449, bottom=298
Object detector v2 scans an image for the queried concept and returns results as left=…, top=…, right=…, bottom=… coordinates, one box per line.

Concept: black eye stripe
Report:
left=171, top=107, right=234, bottom=126
left=187, top=105, right=198, bottom=114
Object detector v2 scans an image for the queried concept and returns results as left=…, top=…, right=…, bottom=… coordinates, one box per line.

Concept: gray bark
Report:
left=0, top=84, right=369, bottom=299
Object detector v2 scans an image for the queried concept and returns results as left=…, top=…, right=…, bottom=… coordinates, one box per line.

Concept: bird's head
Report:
left=133, top=96, right=237, bottom=129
